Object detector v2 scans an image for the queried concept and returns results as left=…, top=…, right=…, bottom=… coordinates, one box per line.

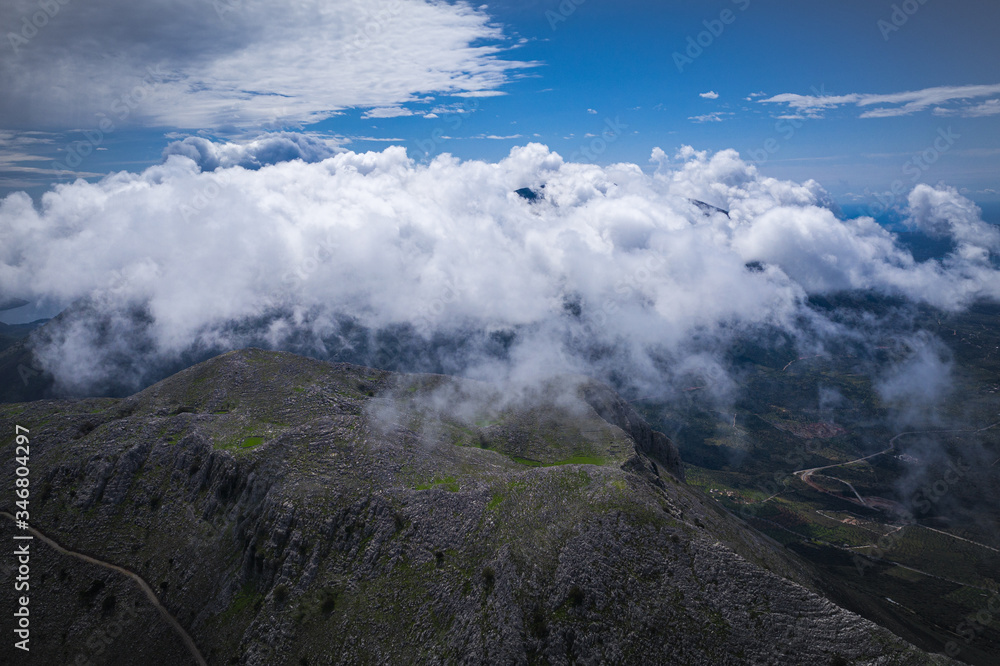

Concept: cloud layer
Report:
left=761, top=83, right=1000, bottom=119
left=0, top=0, right=528, bottom=130
left=1, top=142, right=997, bottom=402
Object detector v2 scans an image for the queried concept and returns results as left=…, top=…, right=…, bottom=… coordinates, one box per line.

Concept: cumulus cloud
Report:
left=699, top=91, right=720, bottom=100
left=160, top=133, right=343, bottom=171
left=0, top=0, right=530, bottom=130
left=1, top=143, right=997, bottom=401
left=760, top=83, right=1000, bottom=119
left=905, top=184, right=1000, bottom=258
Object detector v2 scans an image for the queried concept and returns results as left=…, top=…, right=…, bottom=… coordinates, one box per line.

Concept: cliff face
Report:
left=0, top=349, right=951, bottom=665
left=578, top=380, right=685, bottom=482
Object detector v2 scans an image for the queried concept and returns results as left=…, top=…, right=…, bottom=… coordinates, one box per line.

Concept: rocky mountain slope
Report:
left=0, top=349, right=954, bottom=665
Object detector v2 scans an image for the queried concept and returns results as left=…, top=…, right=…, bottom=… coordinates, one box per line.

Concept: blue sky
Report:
left=2, top=0, right=999, bottom=205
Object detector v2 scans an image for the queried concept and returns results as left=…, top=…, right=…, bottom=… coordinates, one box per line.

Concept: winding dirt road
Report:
left=0, top=511, right=207, bottom=666
left=793, top=422, right=1000, bottom=511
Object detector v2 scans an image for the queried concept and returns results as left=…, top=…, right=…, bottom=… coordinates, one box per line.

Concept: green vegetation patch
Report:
left=486, top=492, right=506, bottom=511
left=414, top=476, right=460, bottom=492
left=509, top=454, right=606, bottom=467
left=241, top=436, right=264, bottom=449
left=212, top=583, right=264, bottom=625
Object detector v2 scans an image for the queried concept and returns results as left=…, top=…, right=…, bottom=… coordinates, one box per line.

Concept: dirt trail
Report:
left=0, top=511, right=208, bottom=666
left=793, top=422, right=1000, bottom=510
left=917, top=524, right=1000, bottom=555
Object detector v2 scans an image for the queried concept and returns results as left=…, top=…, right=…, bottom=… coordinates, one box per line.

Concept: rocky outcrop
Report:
left=579, top=380, right=685, bottom=481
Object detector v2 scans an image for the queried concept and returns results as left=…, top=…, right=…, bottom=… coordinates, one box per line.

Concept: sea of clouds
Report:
left=1, top=141, right=998, bottom=409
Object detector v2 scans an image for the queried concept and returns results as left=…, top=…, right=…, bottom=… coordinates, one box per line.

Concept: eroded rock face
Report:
left=0, top=349, right=951, bottom=665
left=578, top=380, right=685, bottom=482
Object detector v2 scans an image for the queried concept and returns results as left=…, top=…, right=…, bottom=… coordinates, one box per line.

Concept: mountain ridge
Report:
left=0, top=348, right=954, bottom=665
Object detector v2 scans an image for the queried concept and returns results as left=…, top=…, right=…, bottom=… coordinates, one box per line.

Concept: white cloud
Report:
left=160, top=133, right=343, bottom=171
left=587, top=109, right=598, bottom=115
left=362, top=107, right=416, bottom=119
left=430, top=103, right=474, bottom=115
left=688, top=113, right=732, bottom=123
left=0, top=130, right=57, bottom=147
left=699, top=91, right=719, bottom=100
left=874, top=332, right=954, bottom=424
left=2, top=142, right=997, bottom=397
left=933, top=99, right=1000, bottom=118
left=0, top=0, right=531, bottom=130
left=423, top=113, right=440, bottom=119
left=0, top=131, right=103, bottom=181
left=461, top=134, right=523, bottom=140
left=452, top=91, right=509, bottom=98
left=905, top=183, right=1000, bottom=254
left=346, top=136, right=407, bottom=143
left=760, top=83, right=1000, bottom=118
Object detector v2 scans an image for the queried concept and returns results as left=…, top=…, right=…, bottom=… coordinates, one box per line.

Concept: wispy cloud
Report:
left=348, top=136, right=406, bottom=143
left=430, top=103, right=475, bottom=115
left=0, top=0, right=532, bottom=131
left=760, top=83, right=1000, bottom=118
left=933, top=99, right=1000, bottom=118
left=688, top=112, right=732, bottom=123
left=0, top=130, right=101, bottom=181
left=362, top=107, right=415, bottom=119
left=468, top=134, right=523, bottom=140
left=452, top=91, right=508, bottom=98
